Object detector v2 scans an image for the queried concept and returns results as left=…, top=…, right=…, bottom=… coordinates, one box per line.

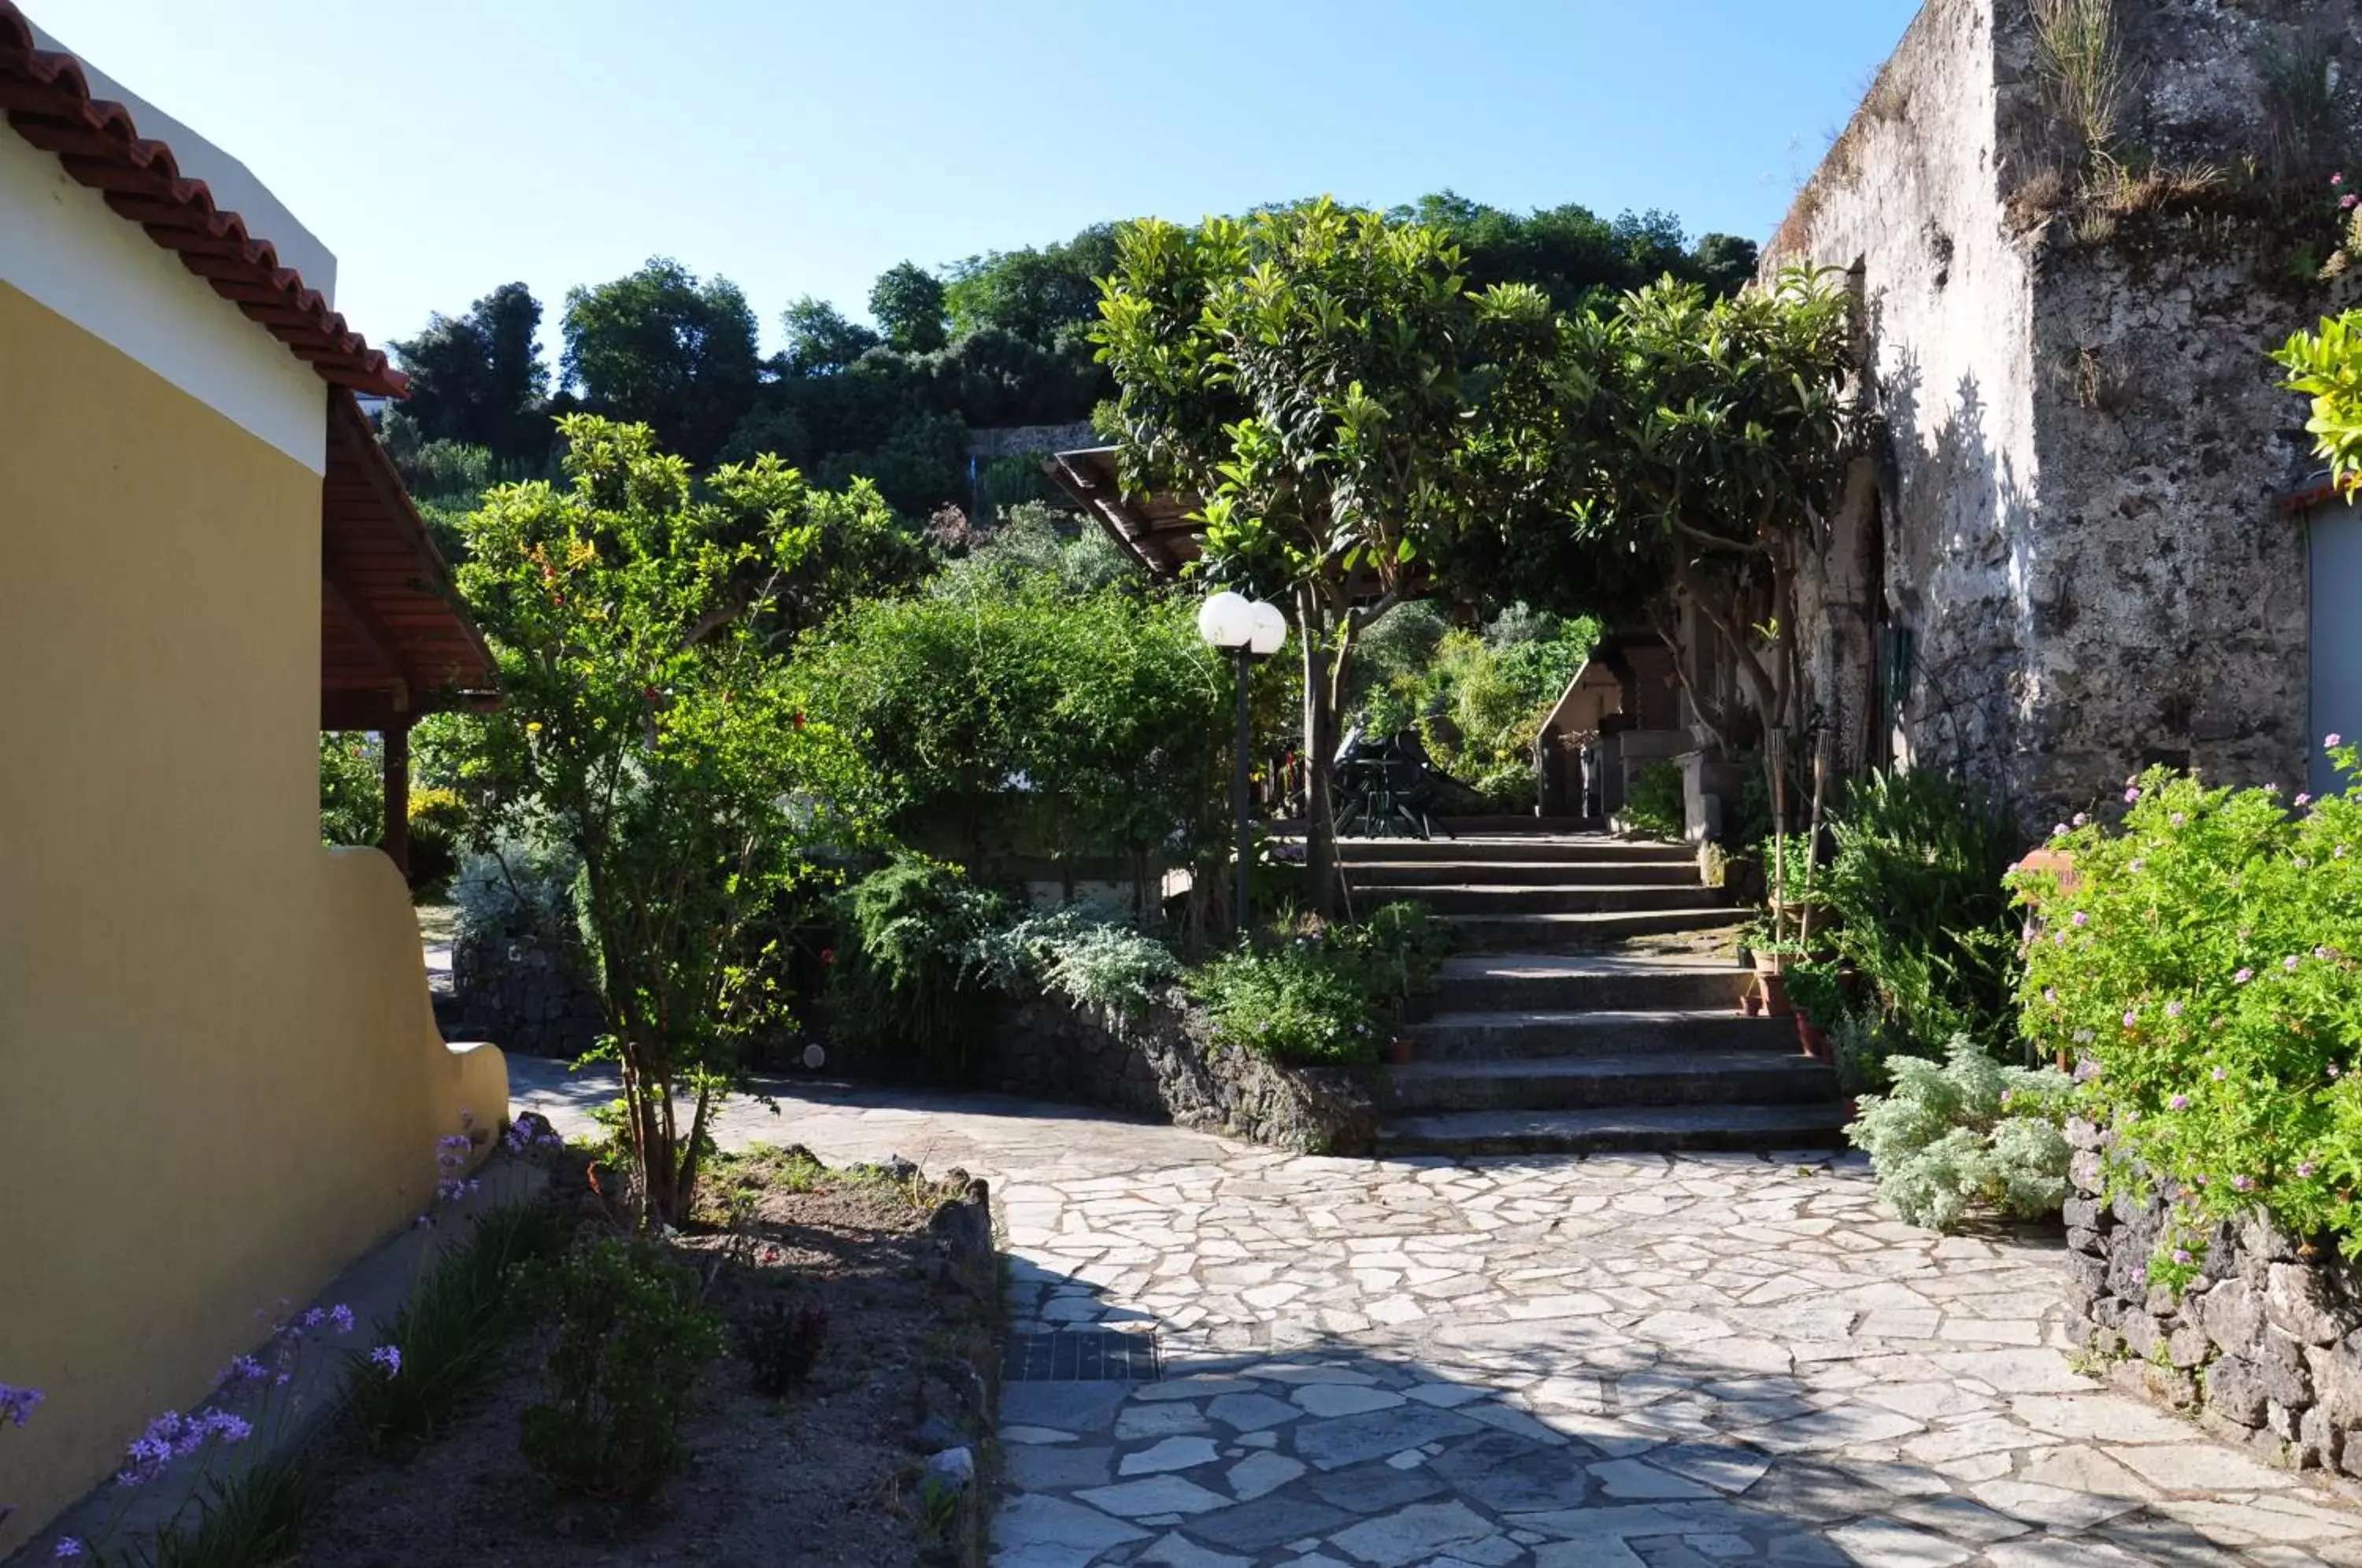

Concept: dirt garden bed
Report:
left=293, top=1142, right=1001, bottom=1568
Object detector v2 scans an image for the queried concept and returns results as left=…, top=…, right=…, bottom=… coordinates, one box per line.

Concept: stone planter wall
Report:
left=989, top=993, right=1378, bottom=1156
left=450, top=929, right=605, bottom=1058
left=2064, top=1116, right=2362, bottom=1481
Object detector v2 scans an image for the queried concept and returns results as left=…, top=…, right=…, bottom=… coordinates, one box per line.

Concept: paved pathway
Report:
left=506, top=1059, right=2362, bottom=1567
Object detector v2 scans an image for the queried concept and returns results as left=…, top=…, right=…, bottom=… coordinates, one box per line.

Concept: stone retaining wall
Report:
left=990, top=993, right=1379, bottom=1156
left=450, top=930, right=604, bottom=1058
left=2064, top=1116, right=2362, bottom=1481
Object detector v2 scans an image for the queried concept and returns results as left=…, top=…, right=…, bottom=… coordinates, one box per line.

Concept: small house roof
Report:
left=0, top=3, right=405, bottom=394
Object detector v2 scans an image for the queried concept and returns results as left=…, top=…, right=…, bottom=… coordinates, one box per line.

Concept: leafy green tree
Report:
left=561, top=260, right=761, bottom=467
left=780, top=296, right=881, bottom=375
left=1094, top=198, right=1572, bottom=910
left=387, top=281, right=551, bottom=464
left=1568, top=268, right=1856, bottom=754
left=454, top=416, right=868, bottom=1224
left=944, top=225, right=1120, bottom=345
left=868, top=261, right=949, bottom=353
left=1398, top=192, right=1754, bottom=309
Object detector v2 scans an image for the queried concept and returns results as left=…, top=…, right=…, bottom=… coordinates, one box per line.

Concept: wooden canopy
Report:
left=1043, top=447, right=1202, bottom=579
left=320, top=387, right=497, bottom=731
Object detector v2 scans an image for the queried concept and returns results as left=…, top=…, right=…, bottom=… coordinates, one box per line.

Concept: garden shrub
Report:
left=959, top=905, right=1181, bottom=1024
left=450, top=837, right=583, bottom=949
left=831, top=856, right=1008, bottom=1080
left=520, top=1237, right=724, bottom=1505
left=320, top=732, right=382, bottom=848
left=1188, top=937, right=1388, bottom=1065
left=1622, top=760, right=1685, bottom=839
left=1824, top=768, right=2022, bottom=1055
left=2016, top=749, right=2362, bottom=1273
left=1186, top=902, right=1452, bottom=1066
left=1846, top=1035, right=2074, bottom=1230
left=405, top=786, right=468, bottom=895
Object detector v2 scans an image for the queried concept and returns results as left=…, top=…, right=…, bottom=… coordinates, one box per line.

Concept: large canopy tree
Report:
left=1094, top=198, right=1575, bottom=911
left=562, top=259, right=761, bottom=468
left=387, top=280, right=550, bottom=464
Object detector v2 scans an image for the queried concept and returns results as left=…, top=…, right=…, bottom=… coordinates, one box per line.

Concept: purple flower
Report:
left=2171, top=812, right=2188, bottom=827
left=2074, top=1056, right=2102, bottom=1081
left=2168, top=1093, right=2190, bottom=1110
left=2053, top=823, right=2069, bottom=839
left=2285, top=955, right=2303, bottom=973
left=2173, top=1248, right=2193, bottom=1265
left=2043, top=987, right=2059, bottom=1004
left=2053, top=930, right=2068, bottom=947
left=2298, top=1162, right=2319, bottom=1178
left=2331, top=1063, right=2344, bottom=1079
left=2123, top=1009, right=2139, bottom=1028
left=2001, top=1089, right=2014, bottom=1106
left=53, top=1541, right=83, bottom=1560
left=328, top=1304, right=356, bottom=1335
left=2297, top=793, right=2314, bottom=807
left=224, top=1355, right=268, bottom=1385
left=2212, top=1066, right=2228, bottom=1082
left=2071, top=812, right=2088, bottom=827
left=370, top=1344, right=402, bottom=1377
left=2125, top=786, right=2142, bottom=804
left=2329, top=733, right=2344, bottom=748
left=2165, top=1000, right=2185, bottom=1019
left=2234, top=967, right=2255, bottom=985
left=2232, top=1174, right=2255, bottom=1192
left=0, top=1386, right=43, bottom=1426
left=299, top=1307, right=326, bottom=1332
left=2074, top=1028, right=2096, bottom=1045
left=2316, top=946, right=2335, bottom=961
left=2073, top=911, right=2090, bottom=927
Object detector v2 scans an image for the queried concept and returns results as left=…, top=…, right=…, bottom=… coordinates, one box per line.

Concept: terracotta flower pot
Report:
left=1754, top=972, right=1790, bottom=1018
left=1795, top=1010, right=1831, bottom=1063
left=1385, top=1037, right=1414, bottom=1065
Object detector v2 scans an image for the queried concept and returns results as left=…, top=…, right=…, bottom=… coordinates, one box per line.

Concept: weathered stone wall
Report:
left=1770, top=0, right=2045, bottom=793
left=1771, top=0, right=2362, bottom=827
left=2064, top=1117, right=2362, bottom=1482
left=990, top=993, right=1379, bottom=1156
left=450, top=930, right=604, bottom=1059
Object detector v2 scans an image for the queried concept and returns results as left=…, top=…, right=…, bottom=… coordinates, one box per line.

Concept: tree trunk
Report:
left=1298, top=584, right=1338, bottom=919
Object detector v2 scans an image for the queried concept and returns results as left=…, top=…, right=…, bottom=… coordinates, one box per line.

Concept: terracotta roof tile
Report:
left=0, top=2, right=405, bottom=395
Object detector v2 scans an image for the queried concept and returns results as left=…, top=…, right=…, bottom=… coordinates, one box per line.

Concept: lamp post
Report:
left=1197, top=590, right=1288, bottom=937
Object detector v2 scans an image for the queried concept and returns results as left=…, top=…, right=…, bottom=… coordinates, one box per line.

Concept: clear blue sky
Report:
left=46, top=0, right=1922, bottom=365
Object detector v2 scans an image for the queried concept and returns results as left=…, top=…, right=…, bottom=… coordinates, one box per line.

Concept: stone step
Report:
left=1375, top=1101, right=1853, bottom=1157
left=1430, top=815, right=1604, bottom=834
left=1357, top=883, right=1720, bottom=917
left=1383, top=1050, right=1836, bottom=1112
left=1405, top=1008, right=1796, bottom=1060
left=1345, top=859, right=1703, bottom=888
left=1442, top=909, right=1746, bottom=949
left=1332, top=837, right=1697, bottom=867
left=1430, top=953, right=1749, bottom=1012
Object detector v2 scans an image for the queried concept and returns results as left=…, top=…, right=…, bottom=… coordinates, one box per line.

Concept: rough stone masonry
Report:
left=1769, top=0, right=2362, bottom=828
left=2065, top=1114, right=2362, bottom=1484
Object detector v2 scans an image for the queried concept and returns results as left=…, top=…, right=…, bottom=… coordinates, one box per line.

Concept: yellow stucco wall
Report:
left=0, top=282, right=505, bottom=1550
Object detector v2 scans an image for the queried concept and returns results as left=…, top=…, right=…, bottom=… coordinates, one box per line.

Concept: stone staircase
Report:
left=1341, top=827, right=1848, bottom=1157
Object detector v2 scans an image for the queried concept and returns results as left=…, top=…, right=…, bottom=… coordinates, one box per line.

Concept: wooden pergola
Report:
left=1042, top=446, right=1202, bottom=580
left=319, top=387, right=498, bottom=874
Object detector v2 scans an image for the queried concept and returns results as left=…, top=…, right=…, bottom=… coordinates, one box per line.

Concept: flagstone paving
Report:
left=505, top=1059, right=2362, bottom=1566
